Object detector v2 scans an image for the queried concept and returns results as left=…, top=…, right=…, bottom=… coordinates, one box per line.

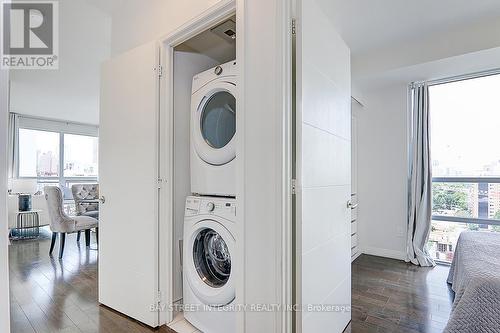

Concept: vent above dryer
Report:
left=211, top=19, right=236, bottom=43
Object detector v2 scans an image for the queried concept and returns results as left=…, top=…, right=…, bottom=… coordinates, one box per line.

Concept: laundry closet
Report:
left=98, top=1, right=352, bottom=332
left=170, top=15, right=237, bottom=333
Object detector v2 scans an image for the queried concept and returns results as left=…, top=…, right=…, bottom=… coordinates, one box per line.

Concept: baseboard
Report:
left=361, top=246, right=406, bottom=261
left=351, top=251, right=362, bottom=262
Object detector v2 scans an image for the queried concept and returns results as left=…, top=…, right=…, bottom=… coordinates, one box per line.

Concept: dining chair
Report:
left=44, top=186, right=99, bottom=259
left=71, top=184, right=99, bottom=243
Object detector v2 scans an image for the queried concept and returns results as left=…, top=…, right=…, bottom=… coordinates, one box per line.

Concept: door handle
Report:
left=99, top=196, right=106, bottom=204
left=347, top=200, right=358, bottom=209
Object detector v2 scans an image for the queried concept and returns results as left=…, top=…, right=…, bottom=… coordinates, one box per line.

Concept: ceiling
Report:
left=319, top=0, right=500, bottom=55
left=84, top=0, right=500, bottom=57
left=180, top=17, right=237, bottom=63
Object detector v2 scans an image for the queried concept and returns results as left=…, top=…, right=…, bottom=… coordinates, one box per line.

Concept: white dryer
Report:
left=191, top=61, right=236, bottom=197
left=183, top=196, right=236, bottom=333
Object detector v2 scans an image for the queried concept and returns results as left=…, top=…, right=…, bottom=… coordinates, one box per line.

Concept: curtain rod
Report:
left=10, top=112, right=99, bottom=128
left=410, top=67, right=500, bottom=88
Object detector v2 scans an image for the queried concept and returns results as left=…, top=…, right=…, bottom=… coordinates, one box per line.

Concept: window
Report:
left=63, top=134, right=98, bottom=177
left=428, top=73, right=500, bottom=263
left=15, top=116, right=99, bottom=200
left=18, top=129, right=59, bottom=177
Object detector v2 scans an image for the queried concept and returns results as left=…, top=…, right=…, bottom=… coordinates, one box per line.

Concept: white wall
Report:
left=110, top=0, right=221, bottom=55
left=172, top=50, right=218, bottom=302
left=9, top=1, right=111, bottom=124
left=356, top=83, right=408, bottom=260
left=0, top=70, right=10, bottom=333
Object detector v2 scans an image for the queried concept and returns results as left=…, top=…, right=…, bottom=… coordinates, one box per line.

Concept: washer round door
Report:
left=186, top=219, right=235, bottom=306
left=192, top=80, right=236, bottom=166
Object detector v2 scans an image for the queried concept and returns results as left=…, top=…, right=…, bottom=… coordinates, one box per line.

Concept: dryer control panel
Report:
left=185, top=196, right=236, bottom=221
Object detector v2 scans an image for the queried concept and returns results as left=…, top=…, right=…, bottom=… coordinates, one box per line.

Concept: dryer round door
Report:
left=192, top=80, right=236, bottom=166
left=186, top=219, right=235, bottom=307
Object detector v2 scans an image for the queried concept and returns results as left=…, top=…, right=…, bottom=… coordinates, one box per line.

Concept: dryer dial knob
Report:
left=207, top=202, right=215, bottom=212
left=214, top=66, right=223, bottom=75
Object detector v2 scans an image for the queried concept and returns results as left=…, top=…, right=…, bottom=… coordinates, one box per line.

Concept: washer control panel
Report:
left=185, top=196, right=236, bottom=220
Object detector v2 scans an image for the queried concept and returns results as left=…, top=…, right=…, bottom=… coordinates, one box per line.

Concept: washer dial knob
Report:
left=207, top=202, right=215, bottom=212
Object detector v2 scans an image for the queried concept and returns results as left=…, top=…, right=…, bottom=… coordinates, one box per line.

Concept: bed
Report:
left=444, top=231, right=500, bottom=333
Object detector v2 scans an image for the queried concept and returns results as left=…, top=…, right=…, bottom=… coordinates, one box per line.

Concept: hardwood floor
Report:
left=10, top=231, right=453, bottom=333
left=9, top=228, right=175, bottom=333
left=346, top=254, right=453, bottom=333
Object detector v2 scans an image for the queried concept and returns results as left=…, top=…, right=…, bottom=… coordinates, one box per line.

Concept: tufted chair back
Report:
left=44, top=186, right=74, bottom=233
left=71, top=184, right=99, bottom=216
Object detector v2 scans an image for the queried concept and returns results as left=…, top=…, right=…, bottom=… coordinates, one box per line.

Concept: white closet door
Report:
left=295, top=0, right=352, bottom=332
left=99, top=41, right=160, bottom=327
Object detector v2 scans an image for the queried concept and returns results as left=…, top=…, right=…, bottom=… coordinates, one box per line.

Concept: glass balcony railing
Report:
left=429, top=177, right=500, bottom=263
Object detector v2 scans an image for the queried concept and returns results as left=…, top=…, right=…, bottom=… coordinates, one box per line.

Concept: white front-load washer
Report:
left=191, top=60, right=236, bottom=197
left=183, top=195, right=236, bottom=333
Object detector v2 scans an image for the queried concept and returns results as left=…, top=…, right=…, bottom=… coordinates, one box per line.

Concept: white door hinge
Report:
left=158, top=65, right=163, bottom=78
left=291, top=179, right=297, bottom=195
left=291, top=19, right=296, bottom=35
left=157, top=178, right=165, bottom=189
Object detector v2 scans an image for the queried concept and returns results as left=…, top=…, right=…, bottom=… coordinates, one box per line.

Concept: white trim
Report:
left=361, top=246, right=406, bottom=261
left=293, top=1, right=304, bottom=331
left=0, top=63, right=11, bottom=333
left=280, top=1, right=293, bottom=333
left=158, top=1, right=237, bottom=326
left=234, top=2, right=245, bottom=332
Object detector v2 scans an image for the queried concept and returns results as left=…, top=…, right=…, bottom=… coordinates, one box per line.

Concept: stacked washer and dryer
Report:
left=183, top=60, right=237, bottom=333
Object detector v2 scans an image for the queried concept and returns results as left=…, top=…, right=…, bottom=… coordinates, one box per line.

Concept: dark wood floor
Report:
left=10, top=231, right=453, bottom=333
left=9, top=228, right=175, bottom=333
left=346, top=255, right=453, bottom=333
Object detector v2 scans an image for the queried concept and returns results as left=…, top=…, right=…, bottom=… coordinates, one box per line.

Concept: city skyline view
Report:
left=18, top=128, right=98, bottom=178
left=430, top=73, right=500, bottom=177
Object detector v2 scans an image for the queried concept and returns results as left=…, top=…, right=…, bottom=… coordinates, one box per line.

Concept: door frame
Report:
left=0, top=65, right=11, bottom=333
left=158, top=0, right=237, bottom=326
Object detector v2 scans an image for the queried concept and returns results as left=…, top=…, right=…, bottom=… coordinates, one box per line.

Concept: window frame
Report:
left=409, top=69, right=500, bottom=229
left=14, top=115, right=99, bottom=199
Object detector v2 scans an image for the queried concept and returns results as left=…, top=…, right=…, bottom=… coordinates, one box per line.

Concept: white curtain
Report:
left=406, top=83, right=435, bottom=267
left=8, top=112, right=18, bottom=179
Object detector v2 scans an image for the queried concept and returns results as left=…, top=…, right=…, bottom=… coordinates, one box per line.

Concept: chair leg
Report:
left=49, top=232, right=57, bottom=255
left=95, top=227, right=98, bottom=245
left=85, top=229, right=91, bottom=247
left=59, top=233, right=66, bottom=259
left=77, top=231, right=81, bottom=242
